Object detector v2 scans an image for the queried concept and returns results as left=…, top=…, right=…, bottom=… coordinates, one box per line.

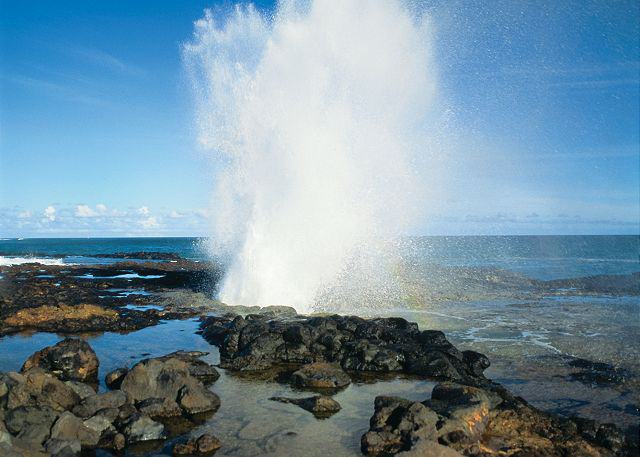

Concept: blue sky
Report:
left=0, top=0, right=638, bottom=237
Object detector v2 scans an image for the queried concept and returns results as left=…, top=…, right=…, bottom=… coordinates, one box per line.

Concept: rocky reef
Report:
left=0, top=339, right=221, bottom=456
left=199, top=313, right=637, bottom=456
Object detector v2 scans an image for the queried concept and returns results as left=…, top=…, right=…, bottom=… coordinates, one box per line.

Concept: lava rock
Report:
left=49, top=411, right=101, bottom=447
left=21, top=338, right=99, bottom=384
left=361, top=396, right=438, bottom=455
left=173, top=433, right=221, bottom=456
left=121, top=413, right=165, bottom=443
left=72, top=391, right=127, bottom=419
left=137, top=397, right=183, bottom=419
left=104, top=368, right=128, bottom=390
left=200, top=315, right=488, bottom=385
left=290, top=362, right=351, bottom=389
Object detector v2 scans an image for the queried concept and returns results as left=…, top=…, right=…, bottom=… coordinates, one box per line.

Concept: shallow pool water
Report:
left=0, top=319, right=436, bottom=457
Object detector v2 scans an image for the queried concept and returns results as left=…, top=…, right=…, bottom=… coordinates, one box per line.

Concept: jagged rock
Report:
left=173, top=433, right=221, bottom=456
left=200, top=315, right=488, bottom=385
left=120, top=356, right=219, bottom=415
left=6, top=369, right=80, bottom=412
left=427, top=382, right=492, bottom=444
left=361, top=396, right=438, bottom=455
left=361, top=382, right=633, bottom=456
left=44, top=438, right=81, bottom=456
left=290, top=362, right=351, bottom=389
left=104, top=368, right=128, bottom=390
left=270, top=395, right=341, bottom=418
left=121, top=413, right=165, bottom=443
left=137, top=397, right=182, bottom=419
left=21, top=338, right=99, bottom=384
left=177, top=385, right=220, bottom=415
left=72, top=391, right=127, bottom=419
left=49, top=412, right=101, bottom=447
left=5, top=406, right=60, bottom=446
left=155, top=351, right=220, bottom=384
left=63, top=381, right=95, bottom=400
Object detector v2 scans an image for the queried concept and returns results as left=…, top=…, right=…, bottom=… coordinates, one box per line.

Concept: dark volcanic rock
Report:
left=361, top=396, right=439, bottom=455
left=200, top=315, right=489, bottom=385
left=173, top=433, right=222, bottom=456
left=270, top=395, right=342, bottom=418
left=105, top=368, right=128, bottom=390
left=21, top=338, right=99, bottom=384
left=361, top=381, right=636, bottom=456
left=121, top=413, right=165, bottom=443
left=568, top=357, right=628, bottom=387
left=291, top=362, right=351, bottom=389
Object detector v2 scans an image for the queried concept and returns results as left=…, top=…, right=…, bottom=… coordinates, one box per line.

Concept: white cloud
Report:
left=169, top=210, right=184, bottom=218
left=137, top=206, right=150, bottom=215
left=43, top=206, right=56, bottom=222
left=18, top=210, right=32, bottom=219
left=75, top=203, right=108, bottom=217
left=75, top=204, right=97, bottom=217
left=139, top=216, right=159, bottom=229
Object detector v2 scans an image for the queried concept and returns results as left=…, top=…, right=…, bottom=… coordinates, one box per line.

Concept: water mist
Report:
left=184, top=0, right=439, bottom=313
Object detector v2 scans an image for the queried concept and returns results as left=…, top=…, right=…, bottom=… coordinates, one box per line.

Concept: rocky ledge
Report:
left=199, top=313, right=638, bottom=456
left=0, top=338, right=221, bottom=456
left=200, top=313, right=491, bottom=385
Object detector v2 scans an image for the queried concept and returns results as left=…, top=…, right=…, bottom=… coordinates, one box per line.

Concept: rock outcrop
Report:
left=0, top=341, right=221, bottom=456
left=21, top=338, right=99, bottom=384
left=200, top=314, right=490, bottom=385
left=361, top=381, right=635, bottom=456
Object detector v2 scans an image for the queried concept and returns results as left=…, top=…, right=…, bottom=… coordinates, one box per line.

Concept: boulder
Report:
left=104, top=368, right=128, bottom=390
left=5, top=406, right=60, bottom=446
left=121, top=414, right=165, bottom=443
left=173, top=433, right=221, bottom=456
left=120, top=356, right=219, bottom=415
left=49, top=412, right=101, bottom=447
left=6, top=369, right=80, bottom=412
left=177, top=385, right=220, bottom=415
left=290, top=362, right=351, bottom=389
left=21, top=338, right=99, bottom=384
left=44, top=438, right=81, bottom=456
left=72, top=391, right=127, bottom=419
left=137, top=397, right=182, bottom=419
left=361, top=396, right=438, bottom=456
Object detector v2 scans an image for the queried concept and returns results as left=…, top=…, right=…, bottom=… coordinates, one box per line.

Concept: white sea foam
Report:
left=0, top=256, right=67, bottom=266
left=185, top=0, right=443, bottom=312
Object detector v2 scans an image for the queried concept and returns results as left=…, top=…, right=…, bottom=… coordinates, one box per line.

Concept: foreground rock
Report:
left=361, top=381, right=635, bottom=456
left=173, top=433, right=222, bottom=456
left=0, top=340, right=220, bottom=456
left=200, top=314, right=490, bottom=385
left=270, top=395, right=342, bottom=418
left=21, top=338, right=99, bottom=384
left=291, top=362, right=351, bottom=389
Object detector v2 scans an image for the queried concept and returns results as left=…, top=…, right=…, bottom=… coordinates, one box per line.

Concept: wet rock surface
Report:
left=291, top=362, right=351, bottom=389
left=0, top=259, right=224, bottom=336
left=21, top=338, right=99, bottom=384
left=361, top=381, right=637, bottom=456
left=200, top=314, right=490, bottom=385
left=270, top=395, right=342, bottom=418
left=0, top=339, right=221, bottom=456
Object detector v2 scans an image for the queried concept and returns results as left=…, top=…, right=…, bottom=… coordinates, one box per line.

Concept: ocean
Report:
left=1, top=235, right=639, bottom=436
left=1, top=235, right=638, bottom=279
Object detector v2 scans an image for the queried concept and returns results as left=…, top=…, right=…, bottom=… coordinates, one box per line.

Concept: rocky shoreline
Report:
left=0, top=255, right=638, bottom=456
left=0, top=314, right=636, bottom=456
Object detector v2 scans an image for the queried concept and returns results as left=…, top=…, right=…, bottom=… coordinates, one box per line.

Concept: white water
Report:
left=184, top=0, right=440, bottom=312
left=0, top=256, right=67, bottom=266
